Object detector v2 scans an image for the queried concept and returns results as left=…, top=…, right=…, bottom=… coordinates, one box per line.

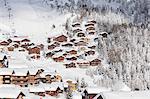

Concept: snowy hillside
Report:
left=0, top=0, right=150, bottom=99
left=0, top=0, right=72, bottom=39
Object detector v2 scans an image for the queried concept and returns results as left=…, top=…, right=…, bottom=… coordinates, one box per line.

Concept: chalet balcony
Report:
left=12, top=77, right=28, bottom=81
left=12, top=81, right=27, bottom=86
left=3, top=80, right=11, bottom=84
left=12, top=77, right=28, bottom=82
left=3, top=78, right=11, bottom=81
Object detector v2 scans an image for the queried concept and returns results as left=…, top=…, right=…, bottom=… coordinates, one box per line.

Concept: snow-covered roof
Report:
left=13, top=68, right=29, bottom=76
left=0, top=87, right=24, bottom=98
left=85, top=87, right=111, bottom=94
left=9, top=41, right=19, bottom=46
left=0, top=68, right=13, bottom=75
left=52, top=51, right=65, bottom=58
left=72, top=93, right=82, bottom=99
left=100, top=32, right=108, bottom=35
left=64, top=79, right=77, bottom=84
left=42, top=82, right=64, bottom=91
left=29, top=86, right=45, bottom=93
left=85, top=54, right=99, bottom=61
left=76, top=59, right=89, bottom=63
left=97, top=91, right=150, bottom=99
left=28, top=68, right=39, bottom=75
left=11, top=37, right=24, bottom=42
left=40, top=70, right=56, bottom=78
left=9, top=63, right=29, bottom=68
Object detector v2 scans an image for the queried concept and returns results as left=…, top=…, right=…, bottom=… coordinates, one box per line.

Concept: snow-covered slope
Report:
left=0, top=0, right=71, bottom=40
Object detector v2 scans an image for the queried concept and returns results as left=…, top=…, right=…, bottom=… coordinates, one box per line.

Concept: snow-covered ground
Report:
left=0, top=0, right=72, bottom=44
left=0, top=0, right=150, bottom=99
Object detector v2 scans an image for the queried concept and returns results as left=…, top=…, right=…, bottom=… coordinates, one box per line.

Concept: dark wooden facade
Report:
left=0, top=41, right=9, bottom=46
left=64, top=62, right=76, bottom=68
left=90, top=59, right=101, bottom=66
left=53, top=56, right=65, bottom=62
left=28, top=47, right=40, bottom=54
left=53, top=35, right=68, bottom=42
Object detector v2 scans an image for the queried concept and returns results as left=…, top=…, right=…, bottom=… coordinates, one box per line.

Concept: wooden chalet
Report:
left=21, top=38, right=30, bottom=43
left=81, top=37, right=90, bottom=43
left=52, top=49, right=63, bottom=53
left=9, top=41, right=20, bottom=49
left=18, top=48, right=26, bottom=52
left=86, top=27, right=95, bottom=31
left=0, top=41, right=9, bottom=46
left=64, top=62, right=76, bottom=68
left=12, top=43, right=19, bottom=48
left=87, top=20, right=96, bottom=24
left=46, top=87, right=61, bottom=96
left=28, top=46, right=40, bottom=54
left=10, top=36, right=22, bottom=44
left=20, top=39, right=31, bottom=49
left=46, top=52, right=54, bottom=58
left=82, top=89, right=98, bottom=99
left=72, top=22, right=81, bottom=27
left=53, top=35, right=68, bottom=42
left=63, top=53, right=68, bottom=57
left=75, top=41, right=87, bottom=46
left=82, top=87, right=110, bottom=99
left=37, top=44, right=44, bottom=50
left=62, top=43, right=73, bottom=47
left=53, top=56, right=65, bottom=62
left=30, top=54, right=40, bottom=59
left=45, top=74, right=52, bottom=83
left=20, top=44, right=29, bottom=49
left=67, top=50, right=77, bottom=55
left=93, top=91, right=150, bottom=99
left=70, top=38, right=76, bottom=43
left=85, top=50, right=95, bottom=56
left=44, top=82, right=63, bottom=96
left=77, top=32, right=86, bottom=37
left=66, top=57, right=77, bottom=61
left=7, top=39, right=12, bottom=43
left=12, top=69, right=29, bottom=87
left=65, top=80, right=77, bottom=91
left=13, top=40, right=20, bottom=44
left=7, top=46, right=14, bottom=51
left=53, top=41, right=60, bottom=47
left=77, top=60, right=90, bottom=68
left=78, top=46, right=87, bottom=52
left=73, top=28, right=82, bottom=34
left=48, top=44, right=57, bottom=50
left=90, top=59, right=101, bottom=66
left=85, top=23, right=95, bottom=27
left=100, top=32, right=108, bottom=38
left=88, top=45, right=96, bottom=49
left=38, top=71, right=62, bottom=83
left=28, top=46, right=41, bottom=59
left=29, top=86, right=45, bottom=97
left=0, top=69, right=13, bottom=84
left=88, top=30, right=96, bottom=35
left=28, top=69, right=43, bottom=85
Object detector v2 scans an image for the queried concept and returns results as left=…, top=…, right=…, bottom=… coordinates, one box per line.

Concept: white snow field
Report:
left=0, top=0, right=71, bottom=44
